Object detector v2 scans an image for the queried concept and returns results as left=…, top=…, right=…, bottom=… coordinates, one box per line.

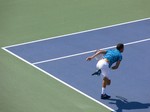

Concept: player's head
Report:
left=116, top=43, right=124, bottom=53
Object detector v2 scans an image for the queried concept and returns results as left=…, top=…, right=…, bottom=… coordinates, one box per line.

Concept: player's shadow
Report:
left=109, top=96, right=150, bottom=112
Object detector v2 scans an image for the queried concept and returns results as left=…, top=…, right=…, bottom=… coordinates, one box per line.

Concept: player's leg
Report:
left=99, top=60, right=111, bottom=99
left=101, top=76, right=111, bottom=99
left=91, top=69, right=101, bottom=76
left=103, top=77, right=111, bottom=85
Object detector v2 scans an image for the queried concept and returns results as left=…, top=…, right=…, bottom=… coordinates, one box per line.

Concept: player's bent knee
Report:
left=107, top=79, right=111, bottom=85
left=103, top=77, right=111, bottom=85
left=103, top=77, right=107, bottom=81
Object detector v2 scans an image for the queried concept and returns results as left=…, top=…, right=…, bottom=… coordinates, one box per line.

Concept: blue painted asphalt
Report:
left=7, top=19, right=150, bottom=64
left=6, top=19, right=150, bottom=112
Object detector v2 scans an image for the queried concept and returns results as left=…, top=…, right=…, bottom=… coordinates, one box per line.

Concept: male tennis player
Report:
left=86, top=43, right=124, bottom=99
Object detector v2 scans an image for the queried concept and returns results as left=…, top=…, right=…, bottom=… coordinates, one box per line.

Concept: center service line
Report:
left=33, top=38, right=150, bottom=65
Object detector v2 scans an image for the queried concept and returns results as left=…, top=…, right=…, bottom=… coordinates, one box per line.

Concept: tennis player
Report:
left=86, top=43, right=124, bottom=99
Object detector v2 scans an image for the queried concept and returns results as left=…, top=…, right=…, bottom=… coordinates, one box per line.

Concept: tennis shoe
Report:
left=91, top=69, right=101, bottom=76
left=101, top=94, right=111, bottom=99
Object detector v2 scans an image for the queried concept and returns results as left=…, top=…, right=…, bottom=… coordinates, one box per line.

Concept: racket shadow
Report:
left=108, top=96, right=150, bottom=112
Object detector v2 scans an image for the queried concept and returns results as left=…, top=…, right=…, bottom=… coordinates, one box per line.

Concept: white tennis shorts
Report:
left=96, top=59, right=110, bottom=78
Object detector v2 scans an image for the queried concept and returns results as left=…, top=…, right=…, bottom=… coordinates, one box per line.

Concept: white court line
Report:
left=2, top=46, right=115, bottom=112
left=1, top=18, right=150, bottom=112
left=33, top=45, right=115, bottom=65
left=2, top=38, right=150, bottom=112
left=2, top=17, right=150, bottom=49
left=33, top=38, right=150, bottom=65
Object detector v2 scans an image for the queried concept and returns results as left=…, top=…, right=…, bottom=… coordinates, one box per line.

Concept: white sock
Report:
left=101, top=87, right=106, bottom=95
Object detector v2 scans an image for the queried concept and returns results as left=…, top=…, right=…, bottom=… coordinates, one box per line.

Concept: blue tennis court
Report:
left=3, top=18, right=150, bottom=112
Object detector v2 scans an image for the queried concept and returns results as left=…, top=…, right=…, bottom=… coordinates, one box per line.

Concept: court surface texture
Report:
left=3, top=18, right=150, bottom=112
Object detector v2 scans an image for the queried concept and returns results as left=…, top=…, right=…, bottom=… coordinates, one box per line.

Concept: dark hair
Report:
left=116, top=43, right=124, bottom=51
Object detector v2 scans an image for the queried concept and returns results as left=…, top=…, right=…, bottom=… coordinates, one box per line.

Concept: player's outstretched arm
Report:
left=86, top=50, right=106, bottom=61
